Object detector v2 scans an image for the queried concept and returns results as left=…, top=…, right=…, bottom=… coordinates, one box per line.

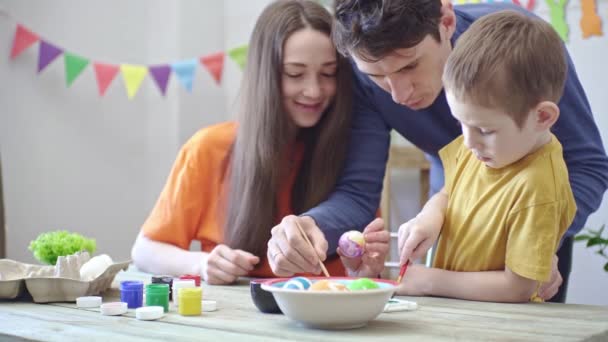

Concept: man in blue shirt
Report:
left=266, top=0, right=608, bottom=302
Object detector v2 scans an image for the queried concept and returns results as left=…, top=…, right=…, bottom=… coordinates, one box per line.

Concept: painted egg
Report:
left=282, top=276, right=312, bottom=290
left=347, top=277, right=380, bottom=291
left=338, top=230, right=366, bottom=258
left=309, top=280, right=349, bottom=292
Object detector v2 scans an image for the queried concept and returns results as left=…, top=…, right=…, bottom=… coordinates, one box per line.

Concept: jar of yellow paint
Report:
left=178, top=287, right=202, bottom=316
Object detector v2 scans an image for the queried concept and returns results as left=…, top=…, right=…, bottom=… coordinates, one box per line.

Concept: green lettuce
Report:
left=28, top=230, right=96, bottom=265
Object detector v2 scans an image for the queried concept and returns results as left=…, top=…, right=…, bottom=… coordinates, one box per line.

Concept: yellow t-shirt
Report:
left=435, top=134, right=576, bottom=283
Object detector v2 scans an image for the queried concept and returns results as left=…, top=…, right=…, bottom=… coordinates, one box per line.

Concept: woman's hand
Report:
left=202, top=244, right=260, bottom=285
left=340, top=218, right=389, bottom=278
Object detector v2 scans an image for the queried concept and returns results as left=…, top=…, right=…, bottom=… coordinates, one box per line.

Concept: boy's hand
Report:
left=398, top=215, right=441, bottom=265
left=538, top=254, right=562, bottom=300
left=395, top=264, right=429, bottom=296
left=202, top=244, right=259, bottom=285
left=340, top=218, right=389, bottom=278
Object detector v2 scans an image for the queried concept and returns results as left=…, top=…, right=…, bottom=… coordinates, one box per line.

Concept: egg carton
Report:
left=0, top=253, right=130, bottom=303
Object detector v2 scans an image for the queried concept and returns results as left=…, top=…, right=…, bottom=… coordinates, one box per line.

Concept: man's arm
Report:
left=304, top=69, right=391, bottom=254
left=555, top=51, right=608, bottom=236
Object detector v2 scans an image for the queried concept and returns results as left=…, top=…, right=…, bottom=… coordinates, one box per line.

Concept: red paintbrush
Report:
left=396, top=262, right=409, bottom=284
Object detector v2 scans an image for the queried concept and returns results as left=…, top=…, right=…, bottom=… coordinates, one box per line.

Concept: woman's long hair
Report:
left=223, top=0, right=353, bottom=258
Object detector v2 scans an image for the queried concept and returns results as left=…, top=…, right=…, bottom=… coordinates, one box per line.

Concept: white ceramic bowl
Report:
left=262, top=277, right=397, bottom=330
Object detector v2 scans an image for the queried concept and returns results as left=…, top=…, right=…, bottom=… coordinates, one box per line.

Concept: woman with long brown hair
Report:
left=131, top=0, right=388, bottom=284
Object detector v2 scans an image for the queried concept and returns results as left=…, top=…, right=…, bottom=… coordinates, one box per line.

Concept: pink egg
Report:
left=338, top=230, right=365, bottom=258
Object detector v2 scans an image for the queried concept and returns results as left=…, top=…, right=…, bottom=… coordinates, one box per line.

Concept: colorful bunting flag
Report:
left=228, top=45, right=248, bottom=71
left=94, top=63, right=120, bottom=96
left=149, top=65, right=171, bottom=96
left=512, top=0, right=536, bottom=11
left=547, top=0, right=569, bottom=41
left=580, top=0, right=603, bottom=38
left=200, top=52, right=225, bottom=84
left=120, top=64, right=148, bottom=99
left=171, top=59, right=197, bottom=92
left=38, top=40, right=63, bottom=73
left=64, top=53, right=90, bottom=87
left=10, top=24, right=39, bottom=59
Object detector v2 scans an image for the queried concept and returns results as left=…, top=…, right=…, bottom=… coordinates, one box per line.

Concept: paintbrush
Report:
left=396, top=261, right=409, bottom=284
left=294, top=220, right=330, bottom=277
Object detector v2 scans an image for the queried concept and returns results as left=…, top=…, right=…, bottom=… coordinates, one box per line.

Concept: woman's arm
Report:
left=131, top=232, right=206, bottom=276
left=398, top=264, right=537, bottom=303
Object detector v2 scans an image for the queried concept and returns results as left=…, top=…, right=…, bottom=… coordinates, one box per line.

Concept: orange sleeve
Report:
left=141, top=122, right=237, bottom=250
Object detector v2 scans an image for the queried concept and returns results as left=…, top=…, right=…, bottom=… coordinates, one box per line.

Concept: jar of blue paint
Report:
left=120, top=280, right=144, bottom=309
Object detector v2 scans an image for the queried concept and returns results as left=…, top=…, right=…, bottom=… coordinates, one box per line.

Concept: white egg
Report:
left=79, top=254, right=113, bottom=281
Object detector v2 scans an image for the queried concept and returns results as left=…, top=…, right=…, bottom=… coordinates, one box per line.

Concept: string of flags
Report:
left=7, top=0, right=605, bottom=99
left=454, top=0, right=604, bottom=41
left=9, top=23, right=249, bottom=99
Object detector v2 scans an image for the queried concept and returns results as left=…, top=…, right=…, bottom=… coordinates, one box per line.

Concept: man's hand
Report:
left=202, top=244, right=259, bottom=285
left=267, top=215, right=328, bottom=276
left=538, top=254, right=562, bottom=300
left=340, top=218, right=389, bottom=277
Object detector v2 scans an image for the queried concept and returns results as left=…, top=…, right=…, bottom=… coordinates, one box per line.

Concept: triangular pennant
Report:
left=200, top=52, right=224, bottom=84
left=149, top=64, right=171, bottom=96
left=171, top=59, right=197, bottom=92
left=38, top=40, right=63, bottom=73
left=64, top=53, right=90, bottom=87
left=93, top=62, right=120, bottom=96
left=120, top=64, right=148, bottom=99
left=228, top=45, right=248, bottom=70
left=512, top=0, right=536, bottom=11
left=10, top=24, right=40, bottom=59
left=580, top=0, right=603, bottom=38
left=546, top=0, right=569, bottom=41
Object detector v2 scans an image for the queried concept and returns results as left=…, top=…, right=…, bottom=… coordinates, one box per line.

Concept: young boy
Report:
left=396, top=10, right=577, bottom=302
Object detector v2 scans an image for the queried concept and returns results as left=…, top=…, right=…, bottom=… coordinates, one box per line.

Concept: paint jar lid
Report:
left=179, top=274, right=201, bottom=286
left=172, top=279, right=196, bottom=290
left=100, top=302, right=128, bottom=316
left=202, top=300, right=217, bottom=312
left=76, top=296, right=102, bottom=308
left=135, top=306, right=164, bottom=320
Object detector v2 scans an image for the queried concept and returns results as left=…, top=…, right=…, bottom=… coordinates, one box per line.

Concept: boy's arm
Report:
left=398, top=187, right=448, bottom=264
left=398, top=265, right=537, bottom=303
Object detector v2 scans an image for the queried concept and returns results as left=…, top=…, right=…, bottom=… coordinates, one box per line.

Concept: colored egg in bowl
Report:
left=261, top=276, right=397, bottom=330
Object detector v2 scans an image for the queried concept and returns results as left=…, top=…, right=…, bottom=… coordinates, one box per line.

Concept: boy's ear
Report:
left=440, top=2, right=457, bottom=41
left=534, top=101, right=560, bottom=130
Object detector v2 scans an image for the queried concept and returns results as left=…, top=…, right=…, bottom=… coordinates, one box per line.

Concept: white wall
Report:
left=0, top=0, right=606, bottom=304
left=0, top=0, right=271, bottom=265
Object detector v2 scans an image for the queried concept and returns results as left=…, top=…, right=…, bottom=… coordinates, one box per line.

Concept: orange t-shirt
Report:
left=141, top=122, right=345, bottom=278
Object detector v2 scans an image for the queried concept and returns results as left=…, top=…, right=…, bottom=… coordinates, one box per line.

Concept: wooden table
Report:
left=1, top=269, right=607, bottom=341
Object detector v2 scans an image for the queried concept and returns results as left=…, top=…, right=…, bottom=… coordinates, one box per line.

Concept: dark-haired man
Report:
left=267, top=0, right=608, bottom=303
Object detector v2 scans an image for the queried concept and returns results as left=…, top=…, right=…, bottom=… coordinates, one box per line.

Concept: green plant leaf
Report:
left=587, top=237, right=604, bottom=248
left=574, top=235, right=592, bottom=241
left=604, top=262, right=608, bottom=272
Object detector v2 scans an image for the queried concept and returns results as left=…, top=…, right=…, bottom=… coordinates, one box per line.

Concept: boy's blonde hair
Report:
left=443, top=10, right=566, bottom=128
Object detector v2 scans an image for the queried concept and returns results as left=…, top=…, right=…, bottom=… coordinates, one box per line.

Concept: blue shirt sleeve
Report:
left=303, top=72, right=391, bottom=254
left=554, top=51, right=608, bottom=237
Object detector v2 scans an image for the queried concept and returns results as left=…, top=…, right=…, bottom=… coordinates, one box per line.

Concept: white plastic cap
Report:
left=383, top=299, right=418, bottom=313
left=100, top=302, right=128, bottom=316
left=135, top=306, right=164, bottom=320
left=76, top=296, right=102, bottom=308
left=202, top=300, right=217, bottom=312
